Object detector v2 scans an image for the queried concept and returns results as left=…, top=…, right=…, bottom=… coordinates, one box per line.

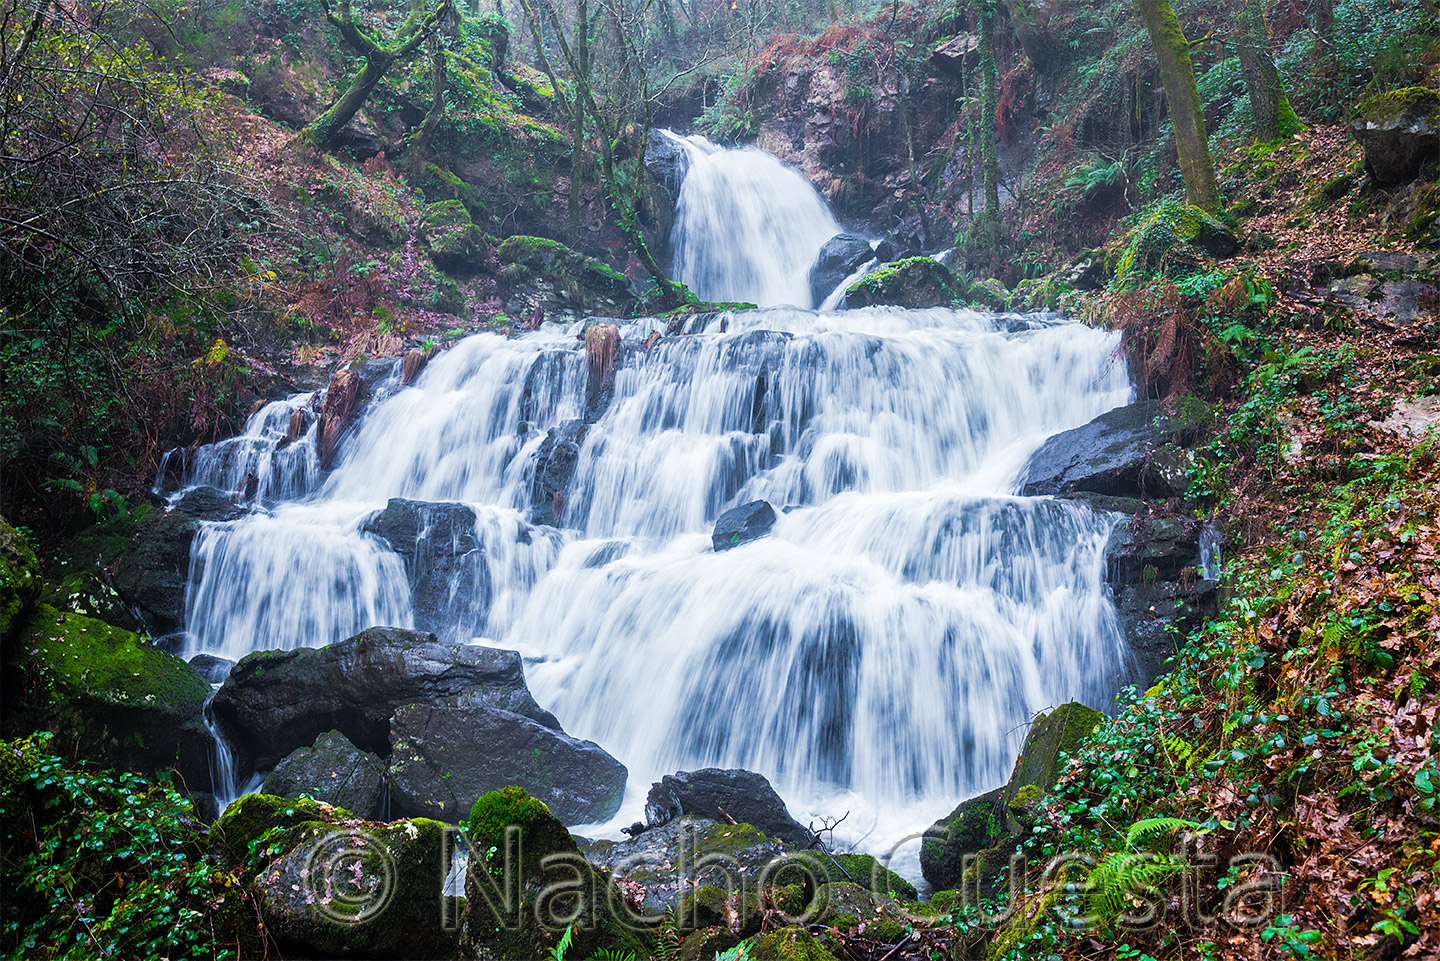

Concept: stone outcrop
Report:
left=261, top=729, right=386, bottom=819
left=843, top=257, right=962, bottom=309
left=1349, top=87, right=1440, bottom=186
left=644, top=767, right=811, bottom=848
left=712, top=501, right=778, bottom=552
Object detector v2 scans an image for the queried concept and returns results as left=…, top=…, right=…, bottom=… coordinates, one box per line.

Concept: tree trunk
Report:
left=567, top=0, right=589, bottom=225
left=1134, top=0, right=1221, bottom=212
left=978, top=0, right=1001, bottom=260
left=303, top=54, right=392, bottom=150
left=407, top=33, right=446, bottom=155
left=1234, top=0, right=1300, bottom=142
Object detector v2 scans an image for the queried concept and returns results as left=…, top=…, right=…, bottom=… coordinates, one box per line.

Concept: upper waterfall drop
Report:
left=666, top=132, right=841, bottom=308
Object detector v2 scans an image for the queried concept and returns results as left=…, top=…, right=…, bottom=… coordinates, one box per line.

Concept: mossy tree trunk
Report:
left=406, top=32, right=447, bottom=155
left=301, top=0, right=451, bottom=152
left=977, top=0, right=1002, bottom=262
left=1133, top=0, right=1222, bottom=212
left=1234, top=0, right=1301, bottom=142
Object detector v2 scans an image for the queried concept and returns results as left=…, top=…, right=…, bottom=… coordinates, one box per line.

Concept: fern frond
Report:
left=1086, top=852, right=1186, bottom=921
left=1126, top=817, right=1200, bottom=851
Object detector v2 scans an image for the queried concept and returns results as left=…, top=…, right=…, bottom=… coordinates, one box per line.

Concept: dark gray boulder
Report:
left=529, top=420, right=586, bottom=525
left=644, top=128, right=692, bottom=197
left=262, top=729, right=385, bottom=818
left=712, top=501, right=777, bottom=552
left=188, top=653, right=236, bottom=684
left=1021, top=403, right=1181, bottom=498
left=1348, top=87, right=1440, bottom=186
left=210, top=626, right=559, bottom=764
left=388, top=696, right=626, bottom=824
left=808, top=234, right=874, bottom=307
left=171, top=485, right=248, bottom=519
left=362, top=498, right=489, bottom=638
left=644, top=768, right=811, bottom=848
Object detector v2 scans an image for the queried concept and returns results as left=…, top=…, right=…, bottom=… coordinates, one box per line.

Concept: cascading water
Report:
left=180, top=139, right=1138, bottom=875
left=668, top=132, right=840, bottom=308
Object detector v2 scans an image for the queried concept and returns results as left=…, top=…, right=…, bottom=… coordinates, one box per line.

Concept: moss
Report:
left=1115, top=200, right=1237, bottom=287
left=467, top=785, right=575, bottom=880
left=496, top=235, right=634, bottom=310
left=211, top=793, right=347, bottom=867
left=844, top=257, right=962, bottom=309
left=419, top=200, right=488, bottom=273
left=775, top=851, right=917, bottom=901
left=985, top=882, right=1062, bottom=959
left=0, top=515, right=39, bottom=641
left=1003, top=701, right=1103, bottom=815
left=677, top=884, right=728, bottom=927
left=1357, top=86, right=1440, bottom=125
left=919, top=787, right=1008, bottom=890
left=747, top=926, right=840, bottom=961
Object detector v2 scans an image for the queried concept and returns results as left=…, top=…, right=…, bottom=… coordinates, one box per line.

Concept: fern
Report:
left=587, top=952, right=637, bottom=961
left=714, top=945, right=752, bottom=961
left=1126, top=817, right=1201, bottom=851
left=1085, top=852, right=1186, bottom=920
left=550, top=923, right=575, bottom=961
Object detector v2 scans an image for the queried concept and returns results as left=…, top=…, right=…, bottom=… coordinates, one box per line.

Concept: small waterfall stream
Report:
left=181, top=140, right=1136, bottom=872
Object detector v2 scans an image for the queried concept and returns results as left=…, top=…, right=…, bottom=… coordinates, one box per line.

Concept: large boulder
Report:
left=496, top=235, right=637, bottom=320
left=712, top=501, right=778, bottom=552
left=210, top=626, right=559, bottom=765
left=770, top=850, right=916, bottom=901
left=213, top=795, right=460, bottom=959
left=261, top=729, right=386, bottom=819
left=112, top=496, right=243, bottom=635
left=1001, top=702, right=1102, bottom=823
left=388, top=696, right=626, bottom=824
left=1, top=514, right=39, bottom=642
left=0, top=604, right=212, bottom=790
left=843, top=257, right=962, bottom=309
left=463, top=787, right=658, bottom=959
left=1102, top=511, right=1217, bottom=676
left=644, top=767, right=811, bottom=848
left=1349, top=87, right=1440, bottom=186
left=644, top=128, right=692, bottom=197
left=1020, top=403, right=1181, bottom=498
left=361, top=499, right=489, bottom=638
left=808, top=234, right=874, bottom=307
left=528, top=420, right=586, bottom=525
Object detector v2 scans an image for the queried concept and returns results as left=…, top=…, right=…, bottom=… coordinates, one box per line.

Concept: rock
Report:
left=771, top=851, right=917, bottom=901
left=745, top=926, right=839, bottom=961
left=1119, top=202, right=1238, bottom=283
left=112, top=507, right=217, bottom=634
left=711, top=502, right=778, bottom=552
left=809, top=881, right=906, bottom=940
left=361, top=498, right=489, bottom=638
left=1003, top=702, right=1102, bottom=816
left=2, top=516, right=41, bottom=642
left=262, top=730, right=386, bottom=819
left=808, top=234, right=874, bottom=307
left=419, top=199, right=490, bottom=274
left=966, top=277, right=1010, bottom=310
left=585, top=323, right=623, bottom=413
left=680, top=927, right=742, bottom=961
left=171, top=485, right=248, bottom=519
left=1020, top=403, right=1180, bottom=498
left=400, top=348, right=429, bottom=385
left=0, top=605, right=212, bottom=790
left=645, top=767, right=808, bottom=847
left=843, top=257, right=962, bottom=309
left=229, top=797, right=460, bottom=959
left=41, top=571, right=142, bottom=632
left=210, top=792, right=341, bottom=863
left=585, top=814, right=787, bottom=918
left=388, top=696, right=626, bottom=824
left=1103, top=511, right=1216, bottom=676
left=188, top=652, right=236, bottom=683
left=645, top=128, right=693, bottom=197
left=529, top=421, right=586, bottom=525
left=317, top=367, right=366, bottom=468
left=1058, top=249, right=1111, bottom=291
left=1349, top=87, right=1440, bottom=186
left=930, top=33, right=979, bottom=77
left=918, top=787, right=1008, bottom=893
left=496, top=236, right=637, bottom=320
left=210, top=626, right=559, bottom=765
left=1370, top=396, right=1440, bottom=439
left=463, top=786, right=658, bottom=959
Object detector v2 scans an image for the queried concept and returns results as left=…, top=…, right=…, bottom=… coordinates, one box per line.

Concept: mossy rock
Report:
left=0, top=515, right=39, bottom=642
left=680, top=926, right=742, bottom=961
left=419, top=199, right=490, bottom=274
left=496, top=235, right=634, bottom=313
left=966, top=277, right=1011, bottom=310
left=1116, top=200, right=1238, bottom=287
left=1002, top=701, right=1103, bottom=818
left=467, top=784, right=576, bottom=880
left=677, top=884, right=729, bottom=928
left=253, top=815, right=461, bottom=958
left=844, top=257, right=963, bottom=309
left=210, top=792, right=349, bottom=867
left=772, top=850, right=917, bottom=901
left=0, top=605, right=212, bottom=788
left=918, top=787, right=1008, bottom=891
left=810, top=881, right=905, bottom=935
left=746, top=926, right=840, bottom=961
left=1350, top=87, right=1440, bottom=185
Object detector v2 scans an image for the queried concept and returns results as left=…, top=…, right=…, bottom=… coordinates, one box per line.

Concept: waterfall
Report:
left=177, top=143, right=1138, bottom=877
left=668, top=133, right=840, bottom=308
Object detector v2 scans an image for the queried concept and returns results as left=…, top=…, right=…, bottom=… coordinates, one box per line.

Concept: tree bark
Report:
left=407, top=32, right=446, bottom=155
left=978, top=0, right=1002, bottom=260
left=1133, top=0, right=1222, bottom=212
left=303, top=54, right=392, bottom=150
left=1234, top=0, right=1300, bottom=142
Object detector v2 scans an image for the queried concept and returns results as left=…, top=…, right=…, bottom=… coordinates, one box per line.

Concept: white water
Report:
left=181, top=140, right=1137, bottom=877
left=668, top=132, right=840, bottom=308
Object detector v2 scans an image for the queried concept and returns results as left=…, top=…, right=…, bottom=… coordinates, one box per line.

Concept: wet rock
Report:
left=361, top=499, right=489, bottom=637
left=919, top=787, right=1007, bottom=893
left=1349, top=87, right=1440, bottom=186
left=1002, top=702, right=1102, bottom=819
left=966, top=277, right=1010, bottom=310
left=1058, top=249, right=1110, bottom=291
left=746, top=927, right=839, bottom=961
left=680, top=927, right=742, bottom=961
left=645, top=128, right=693, bottom=197
left=930, top=33, right=979, bottom=77
left=645, top=767, right=811, bottom=848
left=808, top=234, right=874, bottom=307
left=0, top=605, right=212, bottom=791
left=188, top=652, right=236, bottom=684
left=586, top=323, right=623, bottom=414
left=1020, top=403, right=1181, bottom=498
left=496, top=236, right=637, bottom=321
left=0, top=516, right=39, bottom=644
left=172, top=485, right=249, bottom=519
left=317, top=367, right=366, bottom=468
left=112, top=511, right=201, bottom=634
left=809, top=881, right=905, bottom=934
left=210, top=626, right=559, bottom=765
left=41, top=570, right=142, bottom=632
left=529, top=421, right=586, bottom=525
left=1103, top=512, right=1216, bottom=677
left=400, top=348, right=429, bottom=385
left=585, top=814, right=787, bottom=917
left=771, top=851, right=916, bottom=901
left=712, top=502, right=778, bottom=552
left=262, top=729, right=385, bottom=819
left=843, top=257, right=962, bottom=309
left=388, top=696, right=627, bottom=824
